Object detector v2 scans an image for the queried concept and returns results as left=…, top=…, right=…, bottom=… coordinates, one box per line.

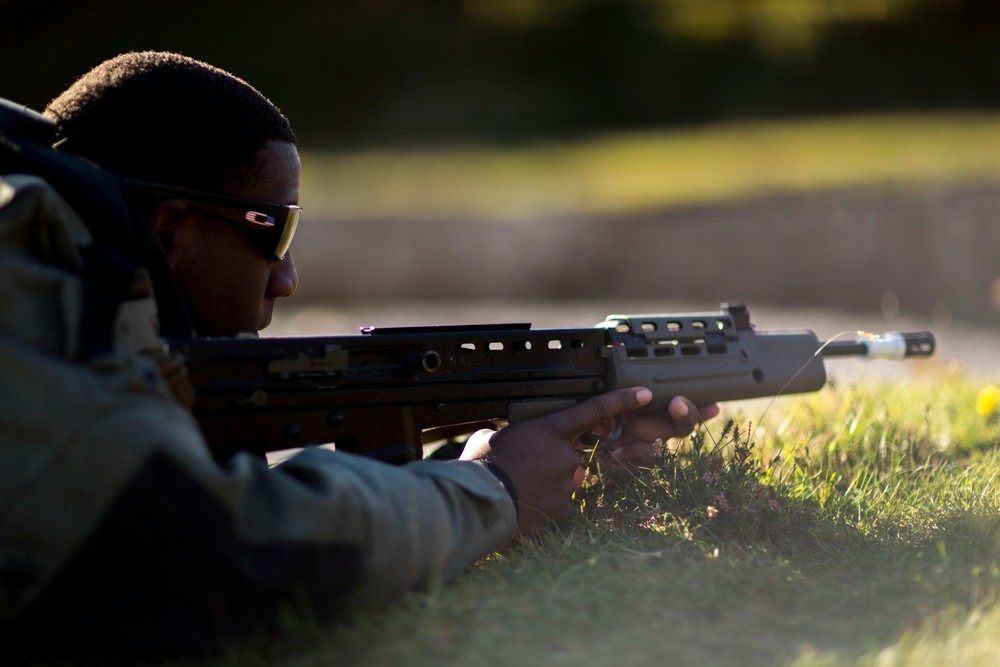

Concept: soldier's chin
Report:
left=247, top=317, right=270, bottom=337
left=256, top=311, right=273, bottom=333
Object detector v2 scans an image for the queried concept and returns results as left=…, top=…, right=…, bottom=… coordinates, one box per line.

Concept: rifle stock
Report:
left=172, top=304, right=935, bottom=464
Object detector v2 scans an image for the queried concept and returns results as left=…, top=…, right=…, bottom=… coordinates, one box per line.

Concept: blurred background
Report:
left=5, top=0, right=1000, bottom=363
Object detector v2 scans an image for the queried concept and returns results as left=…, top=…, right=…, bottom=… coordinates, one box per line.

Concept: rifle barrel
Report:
left=821, top=331, right=935, bottom=360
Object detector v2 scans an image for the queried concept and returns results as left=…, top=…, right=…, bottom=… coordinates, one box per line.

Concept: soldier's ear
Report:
left=148, top=200, right=190, bottom=260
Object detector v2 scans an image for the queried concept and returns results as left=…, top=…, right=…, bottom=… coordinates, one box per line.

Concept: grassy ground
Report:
left=171, top=370, right=1000, bottom=667
left=299, top=113, right=1000, bottom=222
left=34, top=116, right=1000, bottom=666
left=197, top=113, right=1000, bottom=664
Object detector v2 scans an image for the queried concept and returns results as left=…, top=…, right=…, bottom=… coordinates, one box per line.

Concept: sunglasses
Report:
left=124, top=179, right=301, bottom=260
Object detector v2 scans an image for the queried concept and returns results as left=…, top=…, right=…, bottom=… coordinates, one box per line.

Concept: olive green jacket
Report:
left=0, top=174, right=517, bottom=652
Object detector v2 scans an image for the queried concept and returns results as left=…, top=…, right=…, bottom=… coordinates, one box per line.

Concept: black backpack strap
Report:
left=0, top=98, right=194, bottom=340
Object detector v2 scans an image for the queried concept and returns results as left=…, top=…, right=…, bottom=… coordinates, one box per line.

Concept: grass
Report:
left=29, top=114, right=1000, bottom=666
left=299, top=113, right=1000, bottom=222
left=159, top=369, right=1000, bottom=667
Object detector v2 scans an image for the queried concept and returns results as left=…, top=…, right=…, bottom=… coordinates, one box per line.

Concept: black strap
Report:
left=481, top=461, right=520, bottom=519
left=0, top=105, right=195, bottom=340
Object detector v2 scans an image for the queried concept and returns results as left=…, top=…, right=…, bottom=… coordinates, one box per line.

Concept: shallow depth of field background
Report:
left=12, top=5, right=1000, bottom=666
left=5, top=0, right=1000, bottom=368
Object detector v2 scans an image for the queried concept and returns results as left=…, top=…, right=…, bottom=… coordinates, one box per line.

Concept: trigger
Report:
left=604, top=415, right=624, bottom=450
left=582, top=415, right=624, bottom=450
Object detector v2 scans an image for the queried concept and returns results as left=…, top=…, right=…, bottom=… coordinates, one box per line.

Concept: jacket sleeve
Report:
left=2, top=369, right=517, bottom=651
left=0, top=174, right=517, bottom=653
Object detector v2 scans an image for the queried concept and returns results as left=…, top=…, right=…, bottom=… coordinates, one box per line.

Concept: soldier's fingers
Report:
left=667, top=396, right=715, bottom=435
left=548, top=387, right=652, bottom=438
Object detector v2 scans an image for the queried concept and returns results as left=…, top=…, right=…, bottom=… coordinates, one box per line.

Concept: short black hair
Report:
left=45, top=51, right=296, bottom=192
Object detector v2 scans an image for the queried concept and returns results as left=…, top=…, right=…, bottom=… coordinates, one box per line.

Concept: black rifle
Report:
left=173, top=304, right=935, bottom=464
left=0, top=100, right=937, bottom=464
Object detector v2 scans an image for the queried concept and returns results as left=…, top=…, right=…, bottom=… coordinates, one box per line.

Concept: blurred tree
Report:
left=2, top=0, right=999, bottom=146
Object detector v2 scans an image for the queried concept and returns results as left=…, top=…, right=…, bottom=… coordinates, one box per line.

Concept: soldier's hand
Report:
left=461, top=387, right=653, bottom=536
left=579, top=396, right=720, bottom=476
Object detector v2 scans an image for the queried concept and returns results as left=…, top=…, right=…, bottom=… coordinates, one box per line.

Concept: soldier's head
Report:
left=45, top=50, right=296, bottom=192
left=46, top=52, right=300, bottom=337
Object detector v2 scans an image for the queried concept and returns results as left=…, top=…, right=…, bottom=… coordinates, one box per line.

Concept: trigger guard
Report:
left=580, top=415, right=624, bottom=452
left=601, top=415, right=624, bottom=450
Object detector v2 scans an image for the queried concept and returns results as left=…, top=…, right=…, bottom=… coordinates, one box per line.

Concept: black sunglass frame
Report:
left=124, top=179, right=301, bottom=259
